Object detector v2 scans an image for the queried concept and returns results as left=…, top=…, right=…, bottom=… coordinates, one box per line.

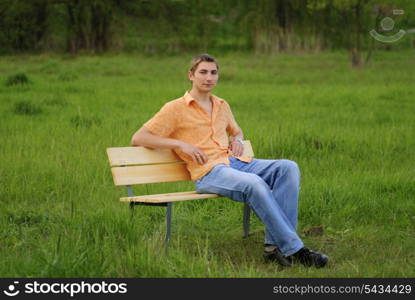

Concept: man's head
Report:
left=188, top=54, right=219, bottom=93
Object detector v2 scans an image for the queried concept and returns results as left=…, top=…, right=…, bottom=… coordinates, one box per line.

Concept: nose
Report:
left=206, top=73, right=215, bottom=82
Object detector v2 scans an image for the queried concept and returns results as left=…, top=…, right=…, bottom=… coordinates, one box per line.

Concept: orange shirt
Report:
left=144, top=91, right=252, bottom=180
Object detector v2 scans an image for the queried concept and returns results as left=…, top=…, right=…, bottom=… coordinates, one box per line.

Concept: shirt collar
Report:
left=183, top=91, right=224, bottom=106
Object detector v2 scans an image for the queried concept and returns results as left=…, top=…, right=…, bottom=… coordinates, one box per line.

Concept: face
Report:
left=188, top=61, right=219, bottom=92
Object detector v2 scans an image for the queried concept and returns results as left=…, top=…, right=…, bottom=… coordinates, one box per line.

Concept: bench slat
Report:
left=108, top=140, right=255, bottom=186
left=107, top=140, right=254, bottom=167
left=241, top=140, right=254, bottom=157
left=107, top=147, right=181, bottom=167
left=111, top=163, right=191, bottom=185
left=120, top=191, right=220, bottom=203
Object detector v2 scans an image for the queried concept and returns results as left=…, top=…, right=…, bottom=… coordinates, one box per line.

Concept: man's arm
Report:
left=231, top=129, right=244, bottom=142
left=224, top=101, right=245, bottom=156
left=131, top=126, right=208, bottom=165
left=229, top=126, right=244, bottom=157
left=131, top=126, right=181, bottom=149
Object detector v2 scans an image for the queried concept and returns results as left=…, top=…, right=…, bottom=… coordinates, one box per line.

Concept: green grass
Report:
left=0, top=51, right=414, bottom=277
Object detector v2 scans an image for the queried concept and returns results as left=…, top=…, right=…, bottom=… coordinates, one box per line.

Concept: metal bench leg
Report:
left=243, top=203, right=250, bottom=238
left=127, top=186, right=135, bottom=218
left=165, top=202, right=173, bottom=243
left=126, top=185, right=134, bottom=197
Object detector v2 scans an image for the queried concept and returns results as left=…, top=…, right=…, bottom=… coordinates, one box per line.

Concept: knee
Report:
left=238, top=173, right=266, bottom=189
left=280, top=160, right=300, bottom=178
left=239, top=173, right=268, bottom=193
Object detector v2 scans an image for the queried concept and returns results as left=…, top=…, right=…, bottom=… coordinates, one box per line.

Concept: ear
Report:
left=188, top=70, right=194, bottom=81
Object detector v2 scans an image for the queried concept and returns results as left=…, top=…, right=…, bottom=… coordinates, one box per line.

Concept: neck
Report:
left=189, top=88, right=210, bottom=103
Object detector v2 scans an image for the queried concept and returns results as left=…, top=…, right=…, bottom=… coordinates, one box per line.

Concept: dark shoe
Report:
left=263, top=244, right=293, bottom=267
left=291, top=247, right=328, bottom=268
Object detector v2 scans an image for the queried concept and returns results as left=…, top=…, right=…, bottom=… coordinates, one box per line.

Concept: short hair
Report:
left=189, top=53, right=219, bottom=74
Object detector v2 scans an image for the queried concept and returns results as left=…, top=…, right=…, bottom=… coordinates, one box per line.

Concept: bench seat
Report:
left=120, top=191, right=219, bottom=203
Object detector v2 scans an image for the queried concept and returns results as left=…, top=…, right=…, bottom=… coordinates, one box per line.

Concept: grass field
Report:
left=0, top=51, right=414, bottom=277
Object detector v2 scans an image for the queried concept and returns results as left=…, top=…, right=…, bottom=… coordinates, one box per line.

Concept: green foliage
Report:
left=13, top=101, right=43, bottom=115
left=65, top=0, right=116, bottom=53
left=43, top=96, right=69, bottom=107
left=70, top=115, right=102, bottom=129
left=0, top=0, right=50, bottom=52
left=5, top=73, right=30, bottom=86
left=1, top=0, right=414, bottom=54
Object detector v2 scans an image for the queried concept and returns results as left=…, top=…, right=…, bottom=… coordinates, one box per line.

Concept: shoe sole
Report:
left=264, top=250, right=293, bottom=267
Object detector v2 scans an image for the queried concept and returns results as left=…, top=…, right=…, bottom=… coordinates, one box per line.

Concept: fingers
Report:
left=200, top=151, right=208, bottom=163
left=181, top=143, right=208, bottom=165
left=190, top=144, right=243, bottom=164
left=192, top=149, right=208, bottom=165
left=230, top=142, right=244, bottom=156
left=235, top=146, right=243, bottom=156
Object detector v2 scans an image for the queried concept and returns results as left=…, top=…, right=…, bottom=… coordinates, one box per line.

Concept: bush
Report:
left=13, top=101, right=42, bottom=115
left=70, top=115, right=101, bottom=128
left=6, top=73, right=30, bottom=86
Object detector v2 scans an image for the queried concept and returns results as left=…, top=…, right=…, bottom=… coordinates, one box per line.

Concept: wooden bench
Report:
left=106, top=141, right=254, bottom=243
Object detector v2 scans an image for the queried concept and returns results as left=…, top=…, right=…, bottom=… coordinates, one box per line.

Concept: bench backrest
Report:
left=107, top=141, right=254, bottom=186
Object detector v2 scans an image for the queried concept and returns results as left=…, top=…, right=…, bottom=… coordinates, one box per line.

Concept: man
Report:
left=131, top=54, right=328, bottom=268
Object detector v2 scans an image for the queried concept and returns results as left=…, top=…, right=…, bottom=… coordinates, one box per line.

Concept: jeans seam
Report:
left=198, top=183, right=246, bottom=201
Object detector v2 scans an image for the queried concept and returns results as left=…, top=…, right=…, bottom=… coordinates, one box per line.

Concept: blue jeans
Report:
left=195, top=157, right=304, bottom=257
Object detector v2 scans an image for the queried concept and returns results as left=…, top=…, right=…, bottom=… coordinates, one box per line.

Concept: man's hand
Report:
left=229, top=139, right=244, bottom=157
left=178, top=142, right=208, bottom=165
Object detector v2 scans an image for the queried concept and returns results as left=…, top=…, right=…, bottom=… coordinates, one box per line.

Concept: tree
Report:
left=64, top=0, right=114, bottom=53
left=0, top=0, right=50, bottom=52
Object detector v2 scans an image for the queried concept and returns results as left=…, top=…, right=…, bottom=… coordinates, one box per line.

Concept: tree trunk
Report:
left=351, top=0, right=363, bottom=67
left=366, top=10, right=382, bottom=64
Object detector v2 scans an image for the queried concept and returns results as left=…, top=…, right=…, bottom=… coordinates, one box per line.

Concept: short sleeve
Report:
left=224, top=101, right=240, bottom=136
left=143, top=102, right=177, bottom=138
